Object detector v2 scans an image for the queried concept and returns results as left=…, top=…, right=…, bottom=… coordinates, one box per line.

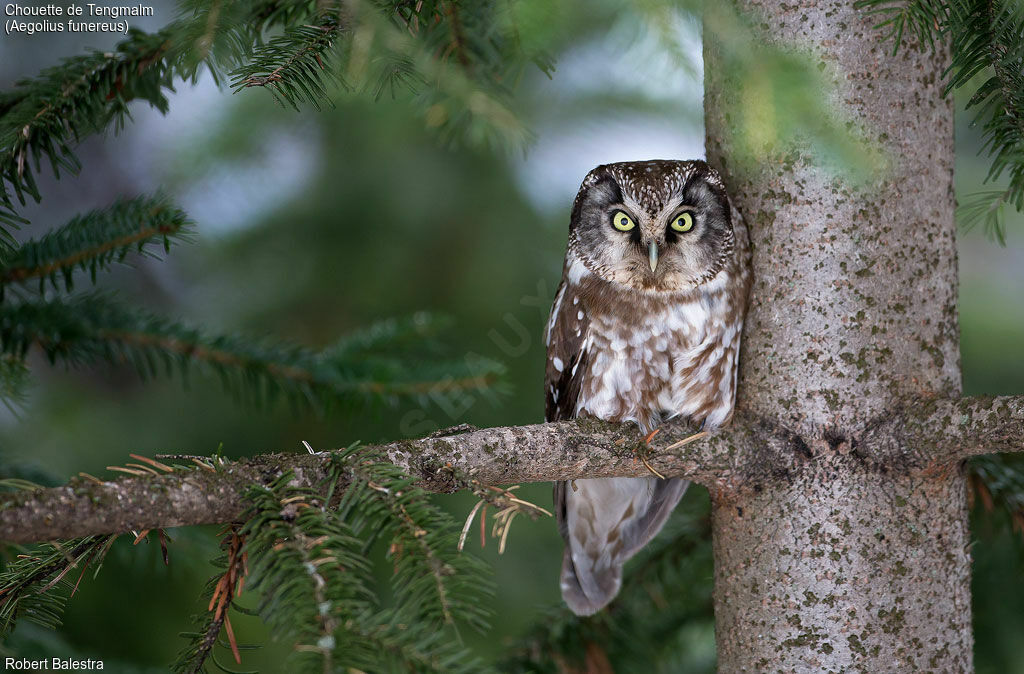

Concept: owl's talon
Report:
left=663, top=430, right=709, bottom=452
left=639, top=453, right=666, bottom=480
left=634, top=428, right=666, bottom=478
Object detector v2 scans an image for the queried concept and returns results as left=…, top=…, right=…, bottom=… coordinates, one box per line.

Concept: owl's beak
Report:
left=648, top=240, right=659, bottom=273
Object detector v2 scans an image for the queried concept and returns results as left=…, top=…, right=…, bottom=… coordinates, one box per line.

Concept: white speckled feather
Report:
left=546, top=160, right=751, bottom=616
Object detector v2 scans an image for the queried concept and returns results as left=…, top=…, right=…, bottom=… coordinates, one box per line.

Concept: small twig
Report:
left=663, top=430, right=708, bottom=452
left=129, top=454, right=174, bottom=473
left=457, top=500, right=485, bottom=552
left=479, top=504, right=486, bottom=548
left=498, top=511, right=517, bottom=554
left=640, top=454, right=666, bottom=480
left=106, top=465, right=152, bottom=477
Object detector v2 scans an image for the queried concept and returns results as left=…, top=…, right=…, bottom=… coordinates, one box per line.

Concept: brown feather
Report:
left=546, top=159, right=751, bottom=616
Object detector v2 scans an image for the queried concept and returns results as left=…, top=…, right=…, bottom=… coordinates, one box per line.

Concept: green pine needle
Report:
left=957, top=189, right=1010, bottom=245
left=0, top=294, right=502, bottom=414
left=0, top=535, right=119, bottom=639
left=0, top=195, right=193, bottom=293
left=0, top=30, right=176, bottom=244
left=236, top=449, right=494, bottom=672
left=332, top=447, right=495, bottom=635
left=853, top=0, right=946, bottom=54
left=230, top=13, right=345, bottom=111
left=170, top=0, right=322, bottom=84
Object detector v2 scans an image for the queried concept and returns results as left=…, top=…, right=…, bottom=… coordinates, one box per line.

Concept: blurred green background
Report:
left=1, top=2, right=1022, bottom=671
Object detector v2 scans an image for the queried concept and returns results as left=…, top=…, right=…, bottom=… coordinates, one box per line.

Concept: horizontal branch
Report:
left=0, top=417, right=732, bottom=544
left=892, top=395, right=1024, bottom=461
left=1, top=395, right=1020, bottom=544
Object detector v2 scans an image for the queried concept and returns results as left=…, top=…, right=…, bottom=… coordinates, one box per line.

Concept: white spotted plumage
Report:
left=546, top=160, right=751, bottom=616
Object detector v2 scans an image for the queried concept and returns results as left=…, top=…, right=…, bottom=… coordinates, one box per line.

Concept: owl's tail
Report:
left=554, top=476, right=688, bottom=616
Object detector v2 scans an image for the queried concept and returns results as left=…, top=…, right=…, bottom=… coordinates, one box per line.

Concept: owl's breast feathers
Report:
left=544, top=216, right=750, bottom=432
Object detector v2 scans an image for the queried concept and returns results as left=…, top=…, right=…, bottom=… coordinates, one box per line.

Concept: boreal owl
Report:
left=545, top=159, right=751, bottom=615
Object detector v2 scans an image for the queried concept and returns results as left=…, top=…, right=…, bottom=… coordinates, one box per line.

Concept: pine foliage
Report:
left=0, top=293, right=497, bottom=412
left=231, top=13, right=345, bottom=110
left=0, top=195, right=192, bottom=294
left=3, top=0, right=1023, bottom=671
left=947, top=0, right=1024, bottom=244
left=0, top=535, right=119, bottom=639
left=0, top=0, right=541, bottom=232
left=0, top=29, right=177, bottom=246
left=970, top=454, right=1024, bottom=534
left=221, top=445, right=493, bottom=673
left=0, top=0, right=517, bottom=665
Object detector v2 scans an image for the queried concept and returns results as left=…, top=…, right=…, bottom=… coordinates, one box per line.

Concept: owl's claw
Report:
left=638, top=428, right=667, bottom=479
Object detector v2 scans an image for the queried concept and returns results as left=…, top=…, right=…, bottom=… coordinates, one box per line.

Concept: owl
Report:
left=545, top=159, right=751, bottom=615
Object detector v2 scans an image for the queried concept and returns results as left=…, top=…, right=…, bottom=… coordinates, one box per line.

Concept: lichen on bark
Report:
left=704, top=0, right=973, bottom=669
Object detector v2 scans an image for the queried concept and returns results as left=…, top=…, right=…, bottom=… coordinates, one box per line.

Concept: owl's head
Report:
left=567, top=160, right=734, bottom=293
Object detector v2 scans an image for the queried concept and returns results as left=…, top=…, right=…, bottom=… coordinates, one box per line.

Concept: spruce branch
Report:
left=173, top=527, right=249, bottom=674
left=0, top=415, right=709, bottom=544
left=890, top=395, right=1024, bottom=460
left=333, top=446, right=493, bottom=635
left=240, top=454, right=490, bottom=672
left=0, top=294, right=499, bottom=413
left=0, top=30, right=176, bottom=242
left=0, top=195, right=193, bottom=293
left=0, top=0, right=547, bottom=205
left=0, top=396, right=1020, bottom=545
left=854, top=0, right=948, bottom=53
left=956, top=188, right=1010, bottom=245
left=953, top=0, right=1024, bottom=243
left=231, top=13, right=345, bottom=110
left=0, top=535, right=118, bottom=638
left=171, top=0, right=322, bottom=81
left=241, top=475, right=370, bottom=672
left=0, top=0, right=329, bottom=233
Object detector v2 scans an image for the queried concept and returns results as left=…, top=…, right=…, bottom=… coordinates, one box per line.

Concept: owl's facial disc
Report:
left=568, top=160, right=733, bottom=292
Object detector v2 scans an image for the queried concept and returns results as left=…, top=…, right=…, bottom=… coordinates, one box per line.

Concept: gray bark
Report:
left=2, top=395, right=1018, bottom=545
left=705, top=0, right=970, bottom=670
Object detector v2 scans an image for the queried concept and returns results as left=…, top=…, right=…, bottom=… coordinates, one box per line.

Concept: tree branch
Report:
left=0, top=417, right=726, bottom=544
left=892, top=395, right=1024, bottom=461
left=2, top=395, right=1021, bottom=544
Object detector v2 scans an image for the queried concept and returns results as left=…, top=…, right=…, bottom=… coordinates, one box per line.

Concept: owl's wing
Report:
left=544, top=280, right=589, bottom=424
left=543, top=278, right=590, bottom=593
left=545, top=279, right=687, bottom=616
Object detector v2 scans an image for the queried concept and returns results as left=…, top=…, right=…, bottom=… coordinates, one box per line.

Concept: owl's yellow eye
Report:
left=671, top=212, right=694, bottom=233
left=611, top=211, right=636, bottom=232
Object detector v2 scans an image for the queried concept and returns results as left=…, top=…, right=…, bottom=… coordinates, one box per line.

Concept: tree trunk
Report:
left=705, top=1, right=971, bottom=671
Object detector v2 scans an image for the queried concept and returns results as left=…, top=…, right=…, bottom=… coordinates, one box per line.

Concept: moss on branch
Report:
left=1, top=396, right=1020, bottom=544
